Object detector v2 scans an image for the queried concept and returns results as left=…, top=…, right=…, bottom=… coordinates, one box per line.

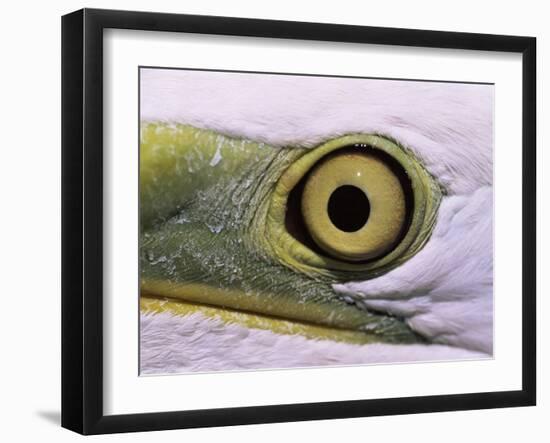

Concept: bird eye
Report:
left=263, top=135, right=442, bottom=279
left=301, top=150, right=409, bottom=262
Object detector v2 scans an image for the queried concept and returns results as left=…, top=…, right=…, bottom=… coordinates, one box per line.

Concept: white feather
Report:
left=140, top=311, right=486, bottom=374
left=334, top=186, right=493, bottom=353
left=141, top=69, right=493, bottom=195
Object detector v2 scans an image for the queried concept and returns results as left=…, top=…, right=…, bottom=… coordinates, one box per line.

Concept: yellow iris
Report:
left=301, top=152, right=406, bottom=262
left=261, top=134, right=442, bottom=279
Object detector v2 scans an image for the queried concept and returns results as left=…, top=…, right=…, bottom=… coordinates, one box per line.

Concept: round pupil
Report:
left=327, top=185, right=370, bottom=232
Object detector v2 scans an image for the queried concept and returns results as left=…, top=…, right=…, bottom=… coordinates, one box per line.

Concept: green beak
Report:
left=140, top=123, right=419, bottom=344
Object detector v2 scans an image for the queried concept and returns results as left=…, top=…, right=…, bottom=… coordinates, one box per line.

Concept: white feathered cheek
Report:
left=332, top=151, right=494, bottom=354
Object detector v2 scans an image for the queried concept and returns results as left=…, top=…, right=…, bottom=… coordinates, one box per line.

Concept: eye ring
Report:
left=263, top=134, right=442, bottom=279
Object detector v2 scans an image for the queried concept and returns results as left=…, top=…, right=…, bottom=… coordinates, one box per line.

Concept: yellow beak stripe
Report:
left=140, top=295, right=381, bottom=345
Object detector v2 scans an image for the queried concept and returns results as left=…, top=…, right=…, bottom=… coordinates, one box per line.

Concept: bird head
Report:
left=139, top=69, right=493, bottom=373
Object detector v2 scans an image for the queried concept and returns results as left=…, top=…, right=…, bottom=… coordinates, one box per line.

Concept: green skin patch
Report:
left=140, top=123, right=441, bottom=344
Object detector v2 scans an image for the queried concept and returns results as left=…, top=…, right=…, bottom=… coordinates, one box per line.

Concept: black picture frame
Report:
left=61, top=8, right=537, bottom=435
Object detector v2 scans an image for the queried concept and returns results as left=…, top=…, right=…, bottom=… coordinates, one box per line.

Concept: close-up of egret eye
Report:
left=264, top=135, right=440, bottom=279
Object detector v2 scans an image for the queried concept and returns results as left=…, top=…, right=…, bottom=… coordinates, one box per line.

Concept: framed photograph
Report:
left=61, top=8, right=536, bottom=434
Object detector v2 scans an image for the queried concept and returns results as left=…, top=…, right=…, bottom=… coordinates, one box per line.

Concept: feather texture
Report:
left=140, top=311, right=486, bottom=374
left=141, top=69, right=493, bottom=195
left=334, top=186, right=493, bottom=353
